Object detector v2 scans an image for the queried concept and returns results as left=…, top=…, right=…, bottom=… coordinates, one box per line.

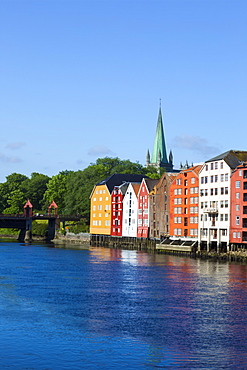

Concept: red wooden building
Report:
left=137, top=178, right=158, bottom=238
left=230, top=162, right=247, bottom=246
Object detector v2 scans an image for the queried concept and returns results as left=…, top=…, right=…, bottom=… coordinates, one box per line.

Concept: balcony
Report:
left=204, top=207, right=218, bottom=214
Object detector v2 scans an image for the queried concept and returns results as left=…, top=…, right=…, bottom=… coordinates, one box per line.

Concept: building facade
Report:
left=230, top=163, right=247, bottom=247
left=122, top=183, right=140, bottom=237
left=137, top=178, right=158, bottom=238
left=170, top=165, right=201, bottom=240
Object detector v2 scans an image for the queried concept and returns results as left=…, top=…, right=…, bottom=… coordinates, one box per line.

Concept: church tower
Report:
left=146, top=104, right=174, bottom=172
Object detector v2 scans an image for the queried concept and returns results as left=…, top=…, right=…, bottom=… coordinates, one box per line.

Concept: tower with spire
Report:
left=146, top=103, right=174, bottom=172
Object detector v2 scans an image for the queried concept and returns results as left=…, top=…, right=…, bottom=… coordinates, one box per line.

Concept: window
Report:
left=215, top=188, right=218, bottom=195
left=236, top=181, right=241, bottom=188
left=225, top=174, right=229, bottom=181
left=225, top=187, right=228, bottom=194
left=100, top=190, right=102, bottom=194
left=191, top=177, right=195, bottom=184
left=215, top=175, right=218, bottom=182
left=221, top=188, right=224, bottom=195
left=99, top=197, right=102, bottom=201
left=221, top=174, right=224, bottom=182
left=201, top=177, right=204, bottom=184
left=225, top=200, right=228, bottom=208
left=215, top=162, right=218, bottom=169
left=211, top=189, right=214, bottom=195
left=236, top=216, right=240, bottom=225
left=236, top=204, right=240, bottom=211
left=220, top=162, right=224, bottom=169
left=225, top=214, right=228, bottom=221
left=211, top=163, right=214, bottom=170
left=206, top=165, right=208, bottom=171
left=236, top=192, right=240, bottom=199
left=233, top=232, right=237, bottom=238
left=205, top=176, right=208, bottom=183
left=239, top=170, right=242, bottom=176
left=211, top=176, right=214, bottom=183
left=220, top=214, right=224, bottom=221
left=98, top=205, right=102, bottom=210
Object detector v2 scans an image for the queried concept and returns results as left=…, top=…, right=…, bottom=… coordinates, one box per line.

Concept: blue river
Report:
left=0, top=241, right=247, bottom=369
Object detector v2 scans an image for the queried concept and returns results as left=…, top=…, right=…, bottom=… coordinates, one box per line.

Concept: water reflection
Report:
left=0, top=242, right=247, bottom=368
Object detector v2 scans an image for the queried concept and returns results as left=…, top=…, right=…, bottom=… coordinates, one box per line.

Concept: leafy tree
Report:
left=3, top=189, right=26, bottom=214
left=42, top=171, right=72, bottom=213
left=0, top=173, right=28, bottom=213
left=21, top=172, right=50, bottom=211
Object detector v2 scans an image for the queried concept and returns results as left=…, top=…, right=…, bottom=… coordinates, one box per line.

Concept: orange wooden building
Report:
left=170, top=165, right=202, bottom=239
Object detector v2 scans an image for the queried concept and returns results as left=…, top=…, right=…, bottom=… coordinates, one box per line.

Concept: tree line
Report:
left=0, top=157, right=161, bottom=229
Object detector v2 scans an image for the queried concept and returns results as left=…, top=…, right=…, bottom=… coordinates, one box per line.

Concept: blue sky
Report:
left=0, top=0, right=246, bottom=182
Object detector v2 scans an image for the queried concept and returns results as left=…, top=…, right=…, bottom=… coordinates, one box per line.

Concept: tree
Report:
left=21, top=173, right=50, bottom=211
left=42, top=171, right=72, bottom=213
left=0, top=173, right=28, bottom=213
left=3, top=189, right=26, bottom=214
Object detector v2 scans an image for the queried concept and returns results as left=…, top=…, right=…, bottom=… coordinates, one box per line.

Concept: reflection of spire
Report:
left=151, top=106, right=168, bottom=165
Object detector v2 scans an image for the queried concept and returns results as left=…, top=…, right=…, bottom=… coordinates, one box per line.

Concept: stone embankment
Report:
left=54, top=232, right=91, bottom=245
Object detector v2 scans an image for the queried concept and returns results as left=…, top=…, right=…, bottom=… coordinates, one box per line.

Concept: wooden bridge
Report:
left=0, top=200, right=81, bottom=242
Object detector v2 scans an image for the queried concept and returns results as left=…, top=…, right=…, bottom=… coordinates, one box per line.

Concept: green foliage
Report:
left=3, top=189, right=26, bottom=214
left=21, top=173, right=50, bottom=211
left=42, top=171, right=71, bottom=213
left=32, top=220, right=48, bottom=237
left=65, top=219, right=89, bottom=234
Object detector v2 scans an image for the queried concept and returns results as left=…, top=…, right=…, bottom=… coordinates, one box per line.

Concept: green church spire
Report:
left=150, top=106, right=168, bottom=165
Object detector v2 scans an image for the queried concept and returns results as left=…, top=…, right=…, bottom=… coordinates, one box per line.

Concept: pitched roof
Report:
left=206, top=150, right=247, bottom=169
left=143, top=178, right=159, bottom=192
left=131, top=183, right=141, bottom=197
left=150, top=107, right=168, bottom=165
left=96, top=173, right=148, bottom=193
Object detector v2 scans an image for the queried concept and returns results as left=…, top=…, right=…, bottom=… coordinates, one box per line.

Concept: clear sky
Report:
left=0, top=0, right=246, bottom=182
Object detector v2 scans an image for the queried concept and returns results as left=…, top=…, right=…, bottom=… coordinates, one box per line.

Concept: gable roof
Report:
left=206, top=150, right=247, bottom=169
left=150, top=107, right=168, bottom=165
left=143, top=178, right=159, bottom=192
left=96, top=173, right=148, bottom=193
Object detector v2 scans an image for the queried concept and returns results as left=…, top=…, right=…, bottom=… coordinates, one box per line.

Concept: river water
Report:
left=0, top=241, right=247, bottom=369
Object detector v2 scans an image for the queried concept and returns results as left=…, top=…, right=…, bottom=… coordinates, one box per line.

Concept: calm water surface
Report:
left=0, top=241, right=247, bottom=369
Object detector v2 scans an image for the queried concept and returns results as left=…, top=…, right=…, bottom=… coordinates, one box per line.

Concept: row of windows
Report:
left=200, top=187, right=228, bottom=196
left=138, top=219, right=149, bottom=225
left=174, top=187, right=199, bottom=195
left=92, top=213, right=109, bottom=218
left=173, top=228, right=198, bottom=236
left=200, top=214, right=229, bottom=221
left=93, top=196, right=109, bottom=201
left=200, top=200, right=229, bottom=208
left=174, top=217, right=198, bottom=223
left=92, top=205, right=111, bottom=211
left=92, top=220, right=110, bottom=226
left=205, top=162, right=224, bottom=171
left=176, top=178, right=196, bottom=186
left=201, top=174, right=229, bottom=184
left=95, top=189, right=106, bottom=194
left=201, top=229, right=227, bottom=237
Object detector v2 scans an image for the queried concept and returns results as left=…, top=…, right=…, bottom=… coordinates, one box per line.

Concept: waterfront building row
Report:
left=90, top=150, right=247, bottom=252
